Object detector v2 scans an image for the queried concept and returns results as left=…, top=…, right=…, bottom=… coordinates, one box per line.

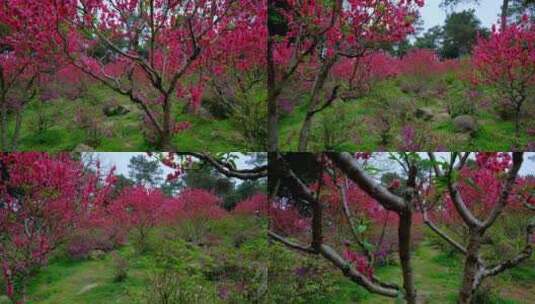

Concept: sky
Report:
left=420, top=0, right=502, bottom=31
left=88, top=152, right=264, bottom=183
left=372, top=152, right=535, bottom=176
left=89, top=152, right=534, bottom=181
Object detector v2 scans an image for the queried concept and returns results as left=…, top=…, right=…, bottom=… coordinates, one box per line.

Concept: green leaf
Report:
left=356, top=224, right=367, bottom=234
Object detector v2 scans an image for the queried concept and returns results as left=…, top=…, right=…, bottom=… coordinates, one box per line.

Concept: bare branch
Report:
left=423, top=209, right=467, bottom=255
left=268, top=231, right=317, bottom=254
left=319, top=244, right=399, bottom=298
left=326, top=152, right=407, bottom=212
left=175, top=152, right=267, bottom=180
left=482, top=152, right=524, bottom=230
left=481, top=222, right=534, bottom=278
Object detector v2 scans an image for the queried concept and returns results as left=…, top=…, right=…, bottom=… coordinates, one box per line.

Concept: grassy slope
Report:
left=26, top=216, right=268, bottom=304
left=11, top=85, right=247, bottom=152
left=330, top=242, right=535, bottom=304
left=279, top=79, right=533, bottom=151
left=26, top=234, right=535, bottom=303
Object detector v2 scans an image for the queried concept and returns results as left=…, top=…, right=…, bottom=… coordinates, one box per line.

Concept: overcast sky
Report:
left=88, top=152, right=534, bottom=182
left=88, top=152, right=264, bottom=184
left=420, top=0, right=502, bottom=31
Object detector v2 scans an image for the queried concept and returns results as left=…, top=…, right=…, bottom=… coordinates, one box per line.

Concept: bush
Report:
left=142, top=270, right=218, bottom=304
left=73, top=106, right=110, bottom=147
left=313, top=101, right=358, bottom=150
left=111, top=252, right=128, bottom=282
left=268, top=243, right=340, bottom=303
left=0, top=296, right=12, bottom=304
left=229, top=86, right=267, bottom=150
left=67, top=228, right=125, bottom=260
left=445, top=80, right=476, bottom=118
left=141, top=238, right=219, bottom=303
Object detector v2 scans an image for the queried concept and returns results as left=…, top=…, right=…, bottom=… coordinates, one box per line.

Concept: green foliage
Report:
left=127, top=154, right=163, bottom=187
left=11, top=84, right=248, bottom=151
left=441, top=9, right=489, bottom=59
left=445, top=79, right=476, bottom=118
left=312, top=101, right=358, bottom=150
left=267, top=243, right=340, bottom=304
left=280, top=74, right=534, bottom=150
left=414, top=26, right=443, bottom=50
left=229, top=85, right=267, bottom=150
left=111, top=252, right=128, bottom=283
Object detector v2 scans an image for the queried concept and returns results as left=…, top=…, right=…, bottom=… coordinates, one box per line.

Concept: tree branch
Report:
left=482, top=152, right=524, bottom=230
left=423, top=209, right=467, bottom=255
left=326, top=152, right=406, bottom=212
left=268, top=231, right=317, bottom=254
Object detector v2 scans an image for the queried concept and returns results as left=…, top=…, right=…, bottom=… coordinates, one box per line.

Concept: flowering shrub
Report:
left=472, top=18, right=535, bottom=138
left=0, top=153, right=116, bottom=300
left=270, top=200, right=310, bottom=235
left=343, top=243, right=374, bottom=278
left=233, top=193, right=268, bottom=216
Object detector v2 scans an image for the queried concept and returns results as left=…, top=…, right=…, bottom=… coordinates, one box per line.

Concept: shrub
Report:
left=142, top=270, right=217, bottom=304
left=314, top=101, right=358, bottom=150
left=230, top=87, right=267, bottom=150
left=67, top=228, right=123, bottom=260
left=445, top=80, right=476, bottom=118
left=0, top=296, right=12, bottom=304
left=111, top=252, right=128, bottom=282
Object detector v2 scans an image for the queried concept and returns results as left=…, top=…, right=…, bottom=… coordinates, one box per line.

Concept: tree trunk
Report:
left=458, top=233, right=482, bottom=304
left=501, top=0, right=509, bottom=31
left=267, top=36, right=279, bottom=151
left=297, top=114, right=314, bottom=151
left=513, top=98, right=523, bottom=145
left=297, top=55, right=337, bottom=151
left=11, top=109, right=23, bottom=150
left=398, top=211, right=417, bottom=304
left=160, top=95, right=172, bottom=150
left=1, top=97, right=7, bottom=151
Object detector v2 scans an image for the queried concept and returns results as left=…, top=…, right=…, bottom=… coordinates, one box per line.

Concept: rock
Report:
left=103, top=104, right=130, bottom=117
left=73, top=143, right=95, bottom=153
left=88, top=249, right=106, bottom=260
left=415, top=107, right=434, bottom=121
left=453, top=115, right=478, bottom=134
left=434, top=112, right=450, bottom=122
left=197, top=106, right=215, bottom=120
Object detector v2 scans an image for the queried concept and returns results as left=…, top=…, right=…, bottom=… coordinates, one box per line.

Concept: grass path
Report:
left=330, top=242, right=534, bottom=303
left=25, top=239, right=534, bottom=304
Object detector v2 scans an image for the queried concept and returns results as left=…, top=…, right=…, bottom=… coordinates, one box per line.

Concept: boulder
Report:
left=197, top=106, right=215, bottom=120
left=434, top=112, right=450, bottom=123
left=88, top=249, right=106, bottom=260
left=73, top=143, right=95, bottom=153
left=453, top=115, right=478, bottom=134
left=103, top=104, right=130, bottom=117
left=415, top=107, right=434, bottom=121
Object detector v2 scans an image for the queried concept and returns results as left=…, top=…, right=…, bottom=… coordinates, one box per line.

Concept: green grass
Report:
left=25, top=216, right=268, bottom=304
left=26, top=244, right=152, bottom=304
left=317, top=241, right=533, bottom=304
left=279, top=77, right=534, bottom=151
left=8, top=84, right=256, bottom=152
left=25, top=230, right=535, bottom=304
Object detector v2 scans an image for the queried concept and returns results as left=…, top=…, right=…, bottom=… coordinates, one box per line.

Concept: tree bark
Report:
left=399, top=211, right=416, bottom=304
left=501, top=0, right=509, bottom=31
left=297, top=55, right=337, bottom=151
left=267, top=35, right=279, bottom=151
left=458, top=232, right=483, bottom=304
left=1, top=98, right=7, bottom=151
